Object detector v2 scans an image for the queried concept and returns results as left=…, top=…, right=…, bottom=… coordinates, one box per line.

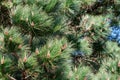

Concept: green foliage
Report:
left=105, top=41, right=120, bottom=58
left=93, top=59, right=120, bottom=80
left=0, top=30, right=73, bottom=79
left=0, top=0, right=120, bottom=80
left=77, top=38, right=92, bottom=56
left=45, top=0, right=57, bottom=12
left=0, top=27, right=25, bottom=53
left=70, top=66, right=92, bottom=80
left=35, top=38, right=73, bottom=80
left=12, top=4, right=54, bottom=36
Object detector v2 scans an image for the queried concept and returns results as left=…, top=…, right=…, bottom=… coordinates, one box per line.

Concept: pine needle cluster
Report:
left=0, top=0, right=120, bottom=80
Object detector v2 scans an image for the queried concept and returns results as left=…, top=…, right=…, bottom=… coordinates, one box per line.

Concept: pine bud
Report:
left=20, top=17, right=23, bottom=20
left=35, top=48, right=39, bottom=55
left=1, top=56, right=4, bottom=64
left=23, top=54, right=27, bottom=62
left=0, top=37, right=4, bottom=41
left=91, top=33, right=94, bottom=36
left=47, top=50, right=50, bottom=58
left=106, top=78, right=110, bottom=80
left=31, top=12, right=34, bottom=16
left=4, top=31, right=8, bottom=35
left=61, top=44, right=67, bottom=50
left=31, top=22, right=34, bottom=27
left=18, top=44, right=22, bottom=49
left=0, top=46, right=3, bottom=49
left=112, top=68, right=114, bottom=72
left=118, top=61, right=120, bottom=67
left=74, top=66, right=77, bottom=72
left=9, top=37, right=12, bottom=41
left=26, top=18, right=28, bottom=22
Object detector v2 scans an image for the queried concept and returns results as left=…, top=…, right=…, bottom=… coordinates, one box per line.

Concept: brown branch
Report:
left=22, top=70, right=28, bottom=80
left=12, top=52, right=19, bottom=59
left=29, top=32, right=33, bottom=47
left=0, top=5, right=12, bottom=27
left=7, top=74, right=16, bottom=80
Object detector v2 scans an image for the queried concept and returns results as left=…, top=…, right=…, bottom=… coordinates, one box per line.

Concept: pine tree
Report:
left=0, top=0, right=120, bottom=80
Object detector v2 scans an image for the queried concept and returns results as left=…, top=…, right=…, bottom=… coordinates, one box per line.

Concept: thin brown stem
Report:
left=29, top=32, right=33, bottom=47
left=7, top=74, right=16, bottom=80
left=22, top=70, right=28, bottom=80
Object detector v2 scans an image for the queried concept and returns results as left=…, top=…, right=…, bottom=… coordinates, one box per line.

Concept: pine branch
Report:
left=0, top=5, right=12, bottom=26
left=7, top=74, right=16, bottom=80
left=71, top=0, right=115, bottom=26
left=22, top=70, right=27, bottom=80
left=11, top=52, right=19, bottom=59
left=28, top=32, right=33, bottom=47
left=86, top=0, right=115, bottom=14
